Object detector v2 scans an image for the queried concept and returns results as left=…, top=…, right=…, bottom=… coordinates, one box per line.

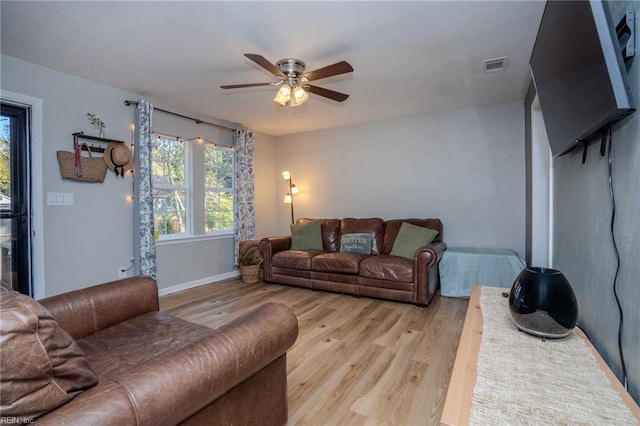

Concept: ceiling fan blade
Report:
left=244, top=53, right=286, bottom=78
left=302, top=61, right=354, bottom=82
left=220, top=82, right=274, bottom=89
left=306, top=85, right=350, bottom=102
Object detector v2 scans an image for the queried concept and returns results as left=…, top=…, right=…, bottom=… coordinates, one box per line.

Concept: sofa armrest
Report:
left=260, top=236, right=292, bottom=282
left=414, top=242, right=447, bottom=305
left=35, top=302, right=298, bottom=426
left=414, top=241, right=447, bottom=268
left=431, top=241, right=447, bottom=257
left=416, top=241, right=447, bottom=266
left=260, top=236, right=291, bottom=255
left=39, top=276, right=159, bottom=340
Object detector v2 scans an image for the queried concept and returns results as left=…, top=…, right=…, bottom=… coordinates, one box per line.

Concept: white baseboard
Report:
left=158, top=270, right=241, bottom=296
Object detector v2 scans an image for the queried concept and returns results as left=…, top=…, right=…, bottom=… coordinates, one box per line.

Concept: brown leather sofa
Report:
left=260, top=218, right=446, bottom=306
left=0, top=276, right=298, bottom=425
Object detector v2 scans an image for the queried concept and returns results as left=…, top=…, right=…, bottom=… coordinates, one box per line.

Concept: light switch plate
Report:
left=63, top=193, right=74, bottom=205
left=47, top=192, right=62, bottom=205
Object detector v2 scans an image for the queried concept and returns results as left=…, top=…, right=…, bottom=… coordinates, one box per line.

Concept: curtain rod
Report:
left=151, top=130, right=233, bottom=150
left=124, top=100, right=235, bottom=132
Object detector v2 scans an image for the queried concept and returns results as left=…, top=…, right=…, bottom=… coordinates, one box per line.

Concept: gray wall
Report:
left=0, top=54, right=279, bottom=296
left=2, top=54, right=139, bottom=296
left=552, top=1, right=639, bottom=403
left=2, top=54, right=527, bottom=300
left=275, top=101, right=527, bottom=258
left=2, top=51, right=527, bottom=297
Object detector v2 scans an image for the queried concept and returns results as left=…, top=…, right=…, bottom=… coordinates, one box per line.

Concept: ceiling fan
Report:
left=221, top=53, right=353, bottom=107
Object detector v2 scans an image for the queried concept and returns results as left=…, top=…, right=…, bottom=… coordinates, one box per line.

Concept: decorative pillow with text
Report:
left=340, top=233, right=373, bottom=254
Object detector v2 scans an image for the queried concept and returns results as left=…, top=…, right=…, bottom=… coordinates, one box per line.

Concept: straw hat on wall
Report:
left=103, top=142, right=133, bottom=177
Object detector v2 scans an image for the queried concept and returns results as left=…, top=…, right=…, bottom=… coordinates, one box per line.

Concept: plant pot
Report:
left=240, top=264, right=261, bottom=284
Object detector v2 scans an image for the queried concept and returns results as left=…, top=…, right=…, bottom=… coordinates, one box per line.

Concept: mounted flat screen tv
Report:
left=530, top=0, right=634, bottom=157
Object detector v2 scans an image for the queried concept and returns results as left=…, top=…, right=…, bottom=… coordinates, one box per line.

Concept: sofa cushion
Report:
left=0, top=286, right=98, bottom=421
left=312, top=252, right=368, bottom=274
left=382, top=219, right=443, bottom=254
left=359, top=255, right=414, bottom=282
left=340, top=218, right=384, bottom=255
left=297, top=218, right=341, bottom=252
left=273, top=250, right=324, bottom=270
left=290, top=220, right=323, bottom=251
left=340, top=233, right=372, bottom=254
left=390, top=222, right=439, bottom=259
left=77, top=311, right=216, bottom=382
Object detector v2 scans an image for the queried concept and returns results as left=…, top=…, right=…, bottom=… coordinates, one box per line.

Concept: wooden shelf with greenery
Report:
left=73, top=132, right=125, bottom=153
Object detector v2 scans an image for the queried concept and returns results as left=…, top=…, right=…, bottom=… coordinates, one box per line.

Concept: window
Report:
left=204, top=145, right=234, bottom=233
left=152, top=136, right=187, bottom=237
left=151, top=134, right=234, bottom=239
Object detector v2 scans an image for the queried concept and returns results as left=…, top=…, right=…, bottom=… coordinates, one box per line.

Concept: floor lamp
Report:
left=282, top=171, right=298, bottom=224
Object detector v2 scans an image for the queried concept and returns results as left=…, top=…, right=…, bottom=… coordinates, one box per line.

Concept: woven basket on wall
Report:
left=57, top=145, right=107, bottom=183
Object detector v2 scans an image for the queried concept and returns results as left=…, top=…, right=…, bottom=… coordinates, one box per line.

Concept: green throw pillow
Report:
left=340, top=233, right=372, bottom=254
left=290, top=220, right=323, bottom=251
left=390, top=222, right=439, bottom=259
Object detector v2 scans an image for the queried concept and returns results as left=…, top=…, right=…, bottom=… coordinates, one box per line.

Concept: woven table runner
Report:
left=469, top=286, right=638, bottom=425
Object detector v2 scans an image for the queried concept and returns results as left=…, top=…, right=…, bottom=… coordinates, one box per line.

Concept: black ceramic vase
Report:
left=508, top=267, right=578, bottom=339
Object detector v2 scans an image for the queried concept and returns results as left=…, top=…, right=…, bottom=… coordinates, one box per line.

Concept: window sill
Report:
left=155, top=232, right=233, bottom=247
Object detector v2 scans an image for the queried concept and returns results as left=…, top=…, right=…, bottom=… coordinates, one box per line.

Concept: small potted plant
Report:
left=87, top=112, right=106, bottom=138
left=238, top=246, right=263, bottom=284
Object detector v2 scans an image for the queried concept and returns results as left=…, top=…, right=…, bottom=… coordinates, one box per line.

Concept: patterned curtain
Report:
left=233, top=129, right=256, bottom=265
left=134, top=99, right=157, bottom=278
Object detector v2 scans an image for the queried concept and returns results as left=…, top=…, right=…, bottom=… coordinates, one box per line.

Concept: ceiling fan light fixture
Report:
left=292, top=86, right=309, bottom=104
left=274, top=84, right=292, bottom=106
left=223, top=54, right=353, bottom=106
left=288, top=86, right=309, bottom=107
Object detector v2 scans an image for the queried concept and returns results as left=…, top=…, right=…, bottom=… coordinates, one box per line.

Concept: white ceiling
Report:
left=1, top=1, right=545, bottom=136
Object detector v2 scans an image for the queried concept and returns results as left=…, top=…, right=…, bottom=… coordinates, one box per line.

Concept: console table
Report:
left=440, top=286, right=640, bottom=425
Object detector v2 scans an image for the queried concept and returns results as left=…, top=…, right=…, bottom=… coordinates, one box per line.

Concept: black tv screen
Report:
left=530, top=0, right=634, bottom=157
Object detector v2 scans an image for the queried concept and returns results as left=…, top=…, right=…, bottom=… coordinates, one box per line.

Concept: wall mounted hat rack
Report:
left=73, top=132, right=125, bottom=153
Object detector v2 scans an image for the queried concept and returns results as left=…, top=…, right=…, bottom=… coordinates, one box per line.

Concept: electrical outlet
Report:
left=118, top=267, right=127, bottom=279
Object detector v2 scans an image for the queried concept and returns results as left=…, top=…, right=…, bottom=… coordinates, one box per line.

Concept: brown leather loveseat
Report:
left=0, top=276, right=298, bottom=425
left=260, top=218, right=446, bottom=306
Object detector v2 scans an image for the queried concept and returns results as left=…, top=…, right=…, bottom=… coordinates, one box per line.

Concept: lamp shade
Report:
left=284, top=193, right=292, bottom=204
left=509, top=267, right=578, bottom=339
left=291, top=184, right=299, bottom=194
left=274, top=84, right=292, bottom=106
left=282, top=171, right=291, bottom=181
left=291, top=86, right=309, bottom=105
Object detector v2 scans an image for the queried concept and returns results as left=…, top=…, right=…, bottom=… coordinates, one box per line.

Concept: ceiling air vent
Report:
left=483, top=56, right=508, bottom=73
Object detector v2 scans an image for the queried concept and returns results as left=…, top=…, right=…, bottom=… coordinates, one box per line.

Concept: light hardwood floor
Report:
left=160, top=278, right=469, bottom=425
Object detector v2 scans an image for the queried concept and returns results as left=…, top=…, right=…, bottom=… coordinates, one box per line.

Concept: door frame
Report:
left=1, top=90, right=44, bottom=299
left=524, top=83, right=553, bottom=269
